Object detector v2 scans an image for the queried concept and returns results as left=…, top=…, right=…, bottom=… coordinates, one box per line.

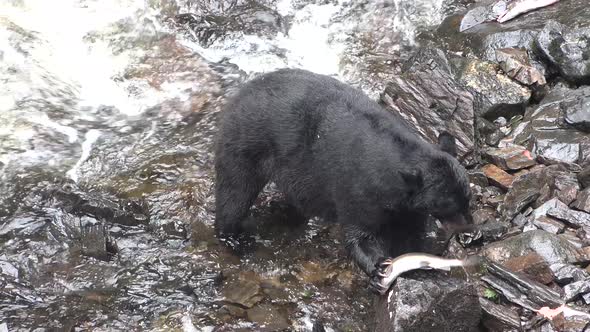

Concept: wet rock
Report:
left=503, top=252, right=554, bottom=284
left=564, top=280, right=590, bottom=302
left=482, top=186, right=506, bottom=208
left=483, top=145, right=536, bottom=171
left=511, top=213, right=531, bottom=227
left=374, top=271, right=481, bottom=332
left=533, top=198, right=568, bottom=219
left=477, top=116, right=505, bottom=147
left=495, top=47, right=546, bottom=86
left=478, top=221, right=509, bottom=242
left=458, top=2, right=502, bottom=32
left=483, top=262, right=562, bottom=310
left=579, top=165, right=590, bottom=189
left=552, top=311, right=590, bottom=332
left=430, top=0, right=590, bottom=76
left=246, top=304, right=290, bottom=331
left=562, top=94, right=590, bottom=134
left=472, top=208, right=497, bottom=225
left=482, top=230, right=581, bottom=265
left=223, top=276, right=263, bottom=308
left=220, top=304, right=247, bottom=319
left=480, top=298, right=521, bottom=331
left=536, top=20, right=590, bottom=83
left=514, top=85, right=590, bottom=165
left=552, top=173, right=580, bottom=206
left=173, top=1, right=287, bottom=47
left=572, top=188, right=590, bottom=213
left=536, top=155, right=583, bottom=173
left=500, top=166, right=580, bottom=222
left=547, top=205, right=590, bottom=228
left=559, top=230, right=585, bottom=249
left=0, top=257, right=18, bottom=279
left=549, top=263, right=590, bottom=285
left=454, top=58, right=530, bottom=119
left=532, top=216, right=565, bottom=235
left=500, top=169, right=547, bottom=221
left=380, top=48, right=476, bottom=163
left=468, top=170, right=489, bottom=188
left=482, top=164, right=514, bottom=190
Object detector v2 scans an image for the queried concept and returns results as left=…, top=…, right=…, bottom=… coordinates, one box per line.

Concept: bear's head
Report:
left=405, top=132, right=472, bottom=231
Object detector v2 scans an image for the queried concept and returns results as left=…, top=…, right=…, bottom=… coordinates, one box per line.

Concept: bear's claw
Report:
left=369, top=257, right=395, bottom=295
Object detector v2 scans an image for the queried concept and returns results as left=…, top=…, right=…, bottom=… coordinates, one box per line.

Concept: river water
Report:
left=0, top=1, right=448, bottom=330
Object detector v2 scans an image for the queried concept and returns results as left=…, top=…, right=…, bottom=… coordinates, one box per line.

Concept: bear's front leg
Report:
left=343, top=224, right=392, bottom=295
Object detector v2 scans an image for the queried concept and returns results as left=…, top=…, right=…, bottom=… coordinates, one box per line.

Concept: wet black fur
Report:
left=214, top=68, right=471, bottom=286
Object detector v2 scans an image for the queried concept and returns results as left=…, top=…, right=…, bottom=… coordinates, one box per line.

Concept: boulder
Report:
left=514, top=85, right=590, bottom=165
left=536, top=20, right=590, bottom=83
left=495, top=47, right=546, bottom=86
left=374, top=271, right=481, bottom=332
left=380, top=48, right=476, bottom=164
left=572, top=188, right=590, bottom=213
left=453, top=58, right=531, bottom=119
left=482, top=230, right=582, bottom=265
left=482, top=164, right=514, bottom=190
left=483, top=145, right=536, bottom=171
left=428, top=0, right=590, bottom=83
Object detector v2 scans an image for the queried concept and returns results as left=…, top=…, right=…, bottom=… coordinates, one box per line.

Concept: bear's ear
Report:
left=401, top=169, right=423, bottom=191
left=437, top=131, right=457, bottom=158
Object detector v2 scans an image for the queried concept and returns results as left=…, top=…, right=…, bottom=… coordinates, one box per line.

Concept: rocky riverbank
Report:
left=1, top=0, right=589, bottom=331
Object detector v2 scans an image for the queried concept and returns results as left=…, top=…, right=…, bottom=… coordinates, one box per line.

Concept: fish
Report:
left=497, top=0, right=560, bottom=22
left=460, top=0, right=560, bottom=32
left=375, top=253, right=482, bottom=291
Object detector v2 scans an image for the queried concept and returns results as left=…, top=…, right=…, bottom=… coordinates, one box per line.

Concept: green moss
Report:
left=483, top=288, right=499, bottom=302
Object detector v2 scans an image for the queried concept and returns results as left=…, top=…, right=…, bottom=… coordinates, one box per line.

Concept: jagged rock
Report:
left=536, top=155, right=583, bottom=172
left=553, top=173, right=580, bottom=206
left=551, top=311, right=590, bottom=332
left=499, top=165, right=576, bottom=222
left=482, top=186, right=506, bottom=208
left=534, top=198, right=569, bottom=219
left=549, top=263, right=590, bottom=285
left=453, top=58, right=530, bottom=119
left=503, top=252, right=554, bottom=284
left=374, top=271, right=481, bottom=332
left=483, top=146, right=536, bottom=170
left=429, top=0, right=590, bottom=83
left=548, top=206, right=590, bottom=228
left=477, top=117, right=505, bottom=147
left=380, top=48, right=476, bottom=163
left=579, top=165, right=590, bottom=189
left=482, top=230, right=581, bottom=265
left=173, top=2, right=287, bottom=48
left=514, top=85, right=590, bottom=165
left=536, top=20, right=590, bottom=83
left=468, top=170, right=489, bottom=188
left=559, top=230, right=585, bottom=249
left=483, top=262, right=562, bottom=310
left=501, top=184, right=539, bottom=223
left=472, top=208, right=497, bottom=225
left=563, top=280, right=590, bottom=302
left=476, top=221, right=508, bottom=242
left=482, top=164, right=514, bottom=190
left=479, top=298, right=521, bottom=331
left=532, top=216, right=565, bottom=235
left=572, top=188, right=590, bottom=213
left=561, top=92, right=590, bottom=134
left=495, top=47, right=546, bottom=86
left=511, top=213, right=531, bottom=227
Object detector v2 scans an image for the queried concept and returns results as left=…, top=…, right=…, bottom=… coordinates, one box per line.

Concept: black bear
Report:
left=214, top=68, right=472, bottom=294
